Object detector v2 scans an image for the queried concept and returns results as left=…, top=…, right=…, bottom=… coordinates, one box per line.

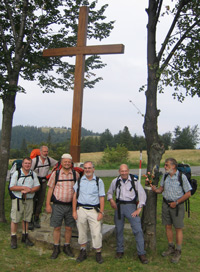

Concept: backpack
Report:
left=115, top=174, right=138, bottom=220
left=51, top=168, right=78, bottom=204
left=30, top=148, right=51, bottom=170
left=163, top=163, right=197, bottom=217
left=76, top=176, right=99, bottom=200
left=8, top=160, right=34, bottom=199
left=115, top=174, right=138, bottom=201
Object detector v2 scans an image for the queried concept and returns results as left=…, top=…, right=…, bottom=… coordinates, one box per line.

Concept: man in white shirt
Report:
left=107, top=164, right=148, bottom=264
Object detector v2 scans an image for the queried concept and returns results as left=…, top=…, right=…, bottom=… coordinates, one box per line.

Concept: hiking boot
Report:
left=162, top=244, right=175, bottom=257
left=21, top=234, right=34, bottom=246
left=28, top=221, right=34, bottom=230
left=34, top=216, right=41, bottom=228
left=76, top=249, right=87, bottom=263
left=115, top=252, right=124, bottom=259
left=63, top=244, right=74, bottom=257
left=138, top=254, right=149, bottom=264
left=171, top=249, right=181, bottom=263
left=96, top=252, right=104, bottom=264
left=50, top=245, right=61, bottom=259
left=11, top=235, right=17, bottom=249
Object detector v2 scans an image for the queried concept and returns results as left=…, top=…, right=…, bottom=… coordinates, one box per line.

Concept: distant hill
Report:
left=0, top=125, right=100, bottom=149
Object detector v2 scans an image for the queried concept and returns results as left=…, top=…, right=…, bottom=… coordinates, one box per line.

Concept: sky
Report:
left=0, top=0, right=200, bottom=140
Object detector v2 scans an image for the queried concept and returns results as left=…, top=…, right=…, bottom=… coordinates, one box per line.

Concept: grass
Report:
left=1, top=175, right=200, bottom=272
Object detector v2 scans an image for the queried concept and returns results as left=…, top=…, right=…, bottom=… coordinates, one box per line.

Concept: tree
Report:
left=142, top=0, right=199, bottom=249
left=172, top=125, right=199, bottom=149
left=159, top=132, right=172, bottom=150
left=0, top=0, right=114, bottom=222
left=114, top=126, right=134, bottom=150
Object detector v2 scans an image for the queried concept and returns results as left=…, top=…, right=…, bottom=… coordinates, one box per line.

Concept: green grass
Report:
left=1, top=177, right=200, bottom=272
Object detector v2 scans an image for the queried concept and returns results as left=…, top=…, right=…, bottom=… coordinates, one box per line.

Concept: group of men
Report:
left=9, top=148, right=192, bottom=265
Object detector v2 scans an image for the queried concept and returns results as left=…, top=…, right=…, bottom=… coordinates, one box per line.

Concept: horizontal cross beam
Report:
left=43, top=44, right=124, bottom=57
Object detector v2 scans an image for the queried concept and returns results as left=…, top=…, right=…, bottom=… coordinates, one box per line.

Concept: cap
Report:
left=61, top=153, right=72, bottom=160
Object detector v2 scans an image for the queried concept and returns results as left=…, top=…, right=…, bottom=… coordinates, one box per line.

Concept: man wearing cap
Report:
left=46, top=154, right=79, bottom=259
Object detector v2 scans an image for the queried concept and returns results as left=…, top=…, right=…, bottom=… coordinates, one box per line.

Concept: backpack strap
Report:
left=129, top=174, right=138, bottom=200
left=34, top=156, right=51, bottom=170
left=76, top=176, right=99, bottom=200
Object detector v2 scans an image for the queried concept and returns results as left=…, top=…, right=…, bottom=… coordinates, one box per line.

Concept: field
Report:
left=81, top=149, right=200, bottom=167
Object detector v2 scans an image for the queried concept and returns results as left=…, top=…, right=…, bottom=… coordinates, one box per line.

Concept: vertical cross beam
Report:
left=70, top=6, right=88, bottom=162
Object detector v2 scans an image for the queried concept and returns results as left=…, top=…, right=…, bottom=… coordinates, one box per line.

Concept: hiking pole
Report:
left=22, top=193, right=27, bottom=245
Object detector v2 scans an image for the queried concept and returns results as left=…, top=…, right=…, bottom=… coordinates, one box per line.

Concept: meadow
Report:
left=1, top=150, right=200, bottom=271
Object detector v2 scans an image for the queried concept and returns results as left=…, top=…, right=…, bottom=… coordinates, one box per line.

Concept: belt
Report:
left=82, top=207, right=94, bottom=210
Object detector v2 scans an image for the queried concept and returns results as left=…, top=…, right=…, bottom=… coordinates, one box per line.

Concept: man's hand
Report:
left=131, top=207, right=142, bottom=217
left=97, top=212, right=103, bottom=221
left=109, top=199, right=117, bottom=210
left=46, top=204, right=52, bottom=213
left=73, top=211, right=78, bottom=220
left=21, top=187, right=31, bottom=194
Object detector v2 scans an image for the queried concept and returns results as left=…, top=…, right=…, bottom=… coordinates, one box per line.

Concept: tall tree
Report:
left=172, top=125, right=199, bottom=149
left=142, top=0, right=199, bottom=249
left=0, top=0, right=114, bottom=222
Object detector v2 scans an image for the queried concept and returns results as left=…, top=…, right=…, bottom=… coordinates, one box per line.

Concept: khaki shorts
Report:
left=10, top=198, right=33, bottom=223
left=162, top=201, right=185, bottom=228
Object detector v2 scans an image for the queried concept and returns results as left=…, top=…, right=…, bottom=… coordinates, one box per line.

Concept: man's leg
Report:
left=51, top=227, right=61, bottom=259
left=11, top=221, right=18, bottom=249
left=34, top=182, right=47, bottom=227
left=63, top=226, right=74, bottom=257
left=114, top=206, right=125, bottom=255
left=76, top=207, right=88, bottom=263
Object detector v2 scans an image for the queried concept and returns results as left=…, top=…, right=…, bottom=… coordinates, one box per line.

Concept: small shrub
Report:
left=101, top=144, right=129, bottom=165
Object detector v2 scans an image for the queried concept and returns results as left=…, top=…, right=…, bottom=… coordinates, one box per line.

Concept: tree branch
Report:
left=4, top=0, right=17, bottom=41
left=157, top=0, right=190, bottom=62
left=160, top=20, right=199, bottom=72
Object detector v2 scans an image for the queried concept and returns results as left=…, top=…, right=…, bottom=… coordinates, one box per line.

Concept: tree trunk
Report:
left=0, top=92, right=16, bottom=222
left=142, top=0, right=165, bottom=250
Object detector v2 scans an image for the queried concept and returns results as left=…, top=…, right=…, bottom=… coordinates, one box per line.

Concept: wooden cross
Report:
left=43, top=6, right=124, bottom=163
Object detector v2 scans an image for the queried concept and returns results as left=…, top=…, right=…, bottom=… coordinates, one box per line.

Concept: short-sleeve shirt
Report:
left=73, top=175, right=105, bottom=206
left=160, top=170, right=192, bottom=201
left=47, top=168, right=79, bottom=203
left=31, top=156, right=57, bottom=178
left=10, top=169, right=40, bottom=199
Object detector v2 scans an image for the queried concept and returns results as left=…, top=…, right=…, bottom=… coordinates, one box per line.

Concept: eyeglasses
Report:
left=84, top=167, right=93, bottom=170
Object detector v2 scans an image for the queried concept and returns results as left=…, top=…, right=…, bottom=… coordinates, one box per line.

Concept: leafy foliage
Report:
left=171, top=125, right=199, bottom=149
left=0, top=0, right=114, bottom=96
left=101, top=144, right=129, bottom=165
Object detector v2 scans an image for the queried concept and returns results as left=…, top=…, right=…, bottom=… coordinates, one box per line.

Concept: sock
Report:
left=176, top=244, right=182, bottom=251
left=169, top=242, right=174, bottom=247
left=96, top=249, right=101, bottom=253
left=11, top=233, right=16, bottom=236
left=81, top=247, right=86, bottom=250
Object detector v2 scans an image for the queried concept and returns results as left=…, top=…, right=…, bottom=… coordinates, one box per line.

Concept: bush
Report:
left=101, top=144, right=129, bottom=166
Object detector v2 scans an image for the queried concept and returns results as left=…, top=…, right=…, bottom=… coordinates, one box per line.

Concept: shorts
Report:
left=50, top=204, right=75, bottom=228
left=162, top=201, right=185, bottom=228
left=10, top=198, right=33, bottom=223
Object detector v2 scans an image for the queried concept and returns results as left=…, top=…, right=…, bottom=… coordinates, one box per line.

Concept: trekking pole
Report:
left=22, top=193, right=27, bottom=244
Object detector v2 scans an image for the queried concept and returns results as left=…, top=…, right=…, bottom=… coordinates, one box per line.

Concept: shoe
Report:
left=21, top=234, right=34, bottom=246
left=11, top=235, right=17, bottom=249
left=96, top=252, right=104, bottom=264
left=63, top=244, right=74, bottom=257
left=50, top=245, right=61, bottom=259
left=171, top=249, right=181, bottom=263
left=34, top=216, right=41, bottom=228
left=28, top=221, right=34, bottom=231
left=115, top=252, right=124, bottom=259
left=138, top=254, right=149, bottom=264
left=76, top=249, right=87, bottom=263
left=162, top=244, right=175, bottom=257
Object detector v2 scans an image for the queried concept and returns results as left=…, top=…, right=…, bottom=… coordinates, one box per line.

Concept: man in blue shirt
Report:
left=10, top=157, right=40, bottom=249
left=151, top=158, right=192, bottom=263
left=73, top=161, right=105, bottom=264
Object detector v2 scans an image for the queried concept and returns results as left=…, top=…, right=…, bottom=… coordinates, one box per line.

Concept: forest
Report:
left=0, top=124, right=198, bottom=160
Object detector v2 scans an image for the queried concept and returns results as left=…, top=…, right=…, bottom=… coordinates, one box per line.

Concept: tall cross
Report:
left=43, top=6, right=124, bottom=163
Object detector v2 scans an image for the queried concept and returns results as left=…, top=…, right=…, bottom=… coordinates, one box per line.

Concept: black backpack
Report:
left=163, top=163, right=197, bottom=217
left=115, top=174, right=138, bottom=201
left=8, top=160, right=34, bottom=199
left=33, top=155, right=51, bottom=170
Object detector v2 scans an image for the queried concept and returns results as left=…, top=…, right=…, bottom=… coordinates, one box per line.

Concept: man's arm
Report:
left=151, top=185, right=164, bottom=194
left=46, top=187, right=54, bottom=213
left=72, top=192, right=78, bottom=220
left=97, top=196, right=104, bottom=221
